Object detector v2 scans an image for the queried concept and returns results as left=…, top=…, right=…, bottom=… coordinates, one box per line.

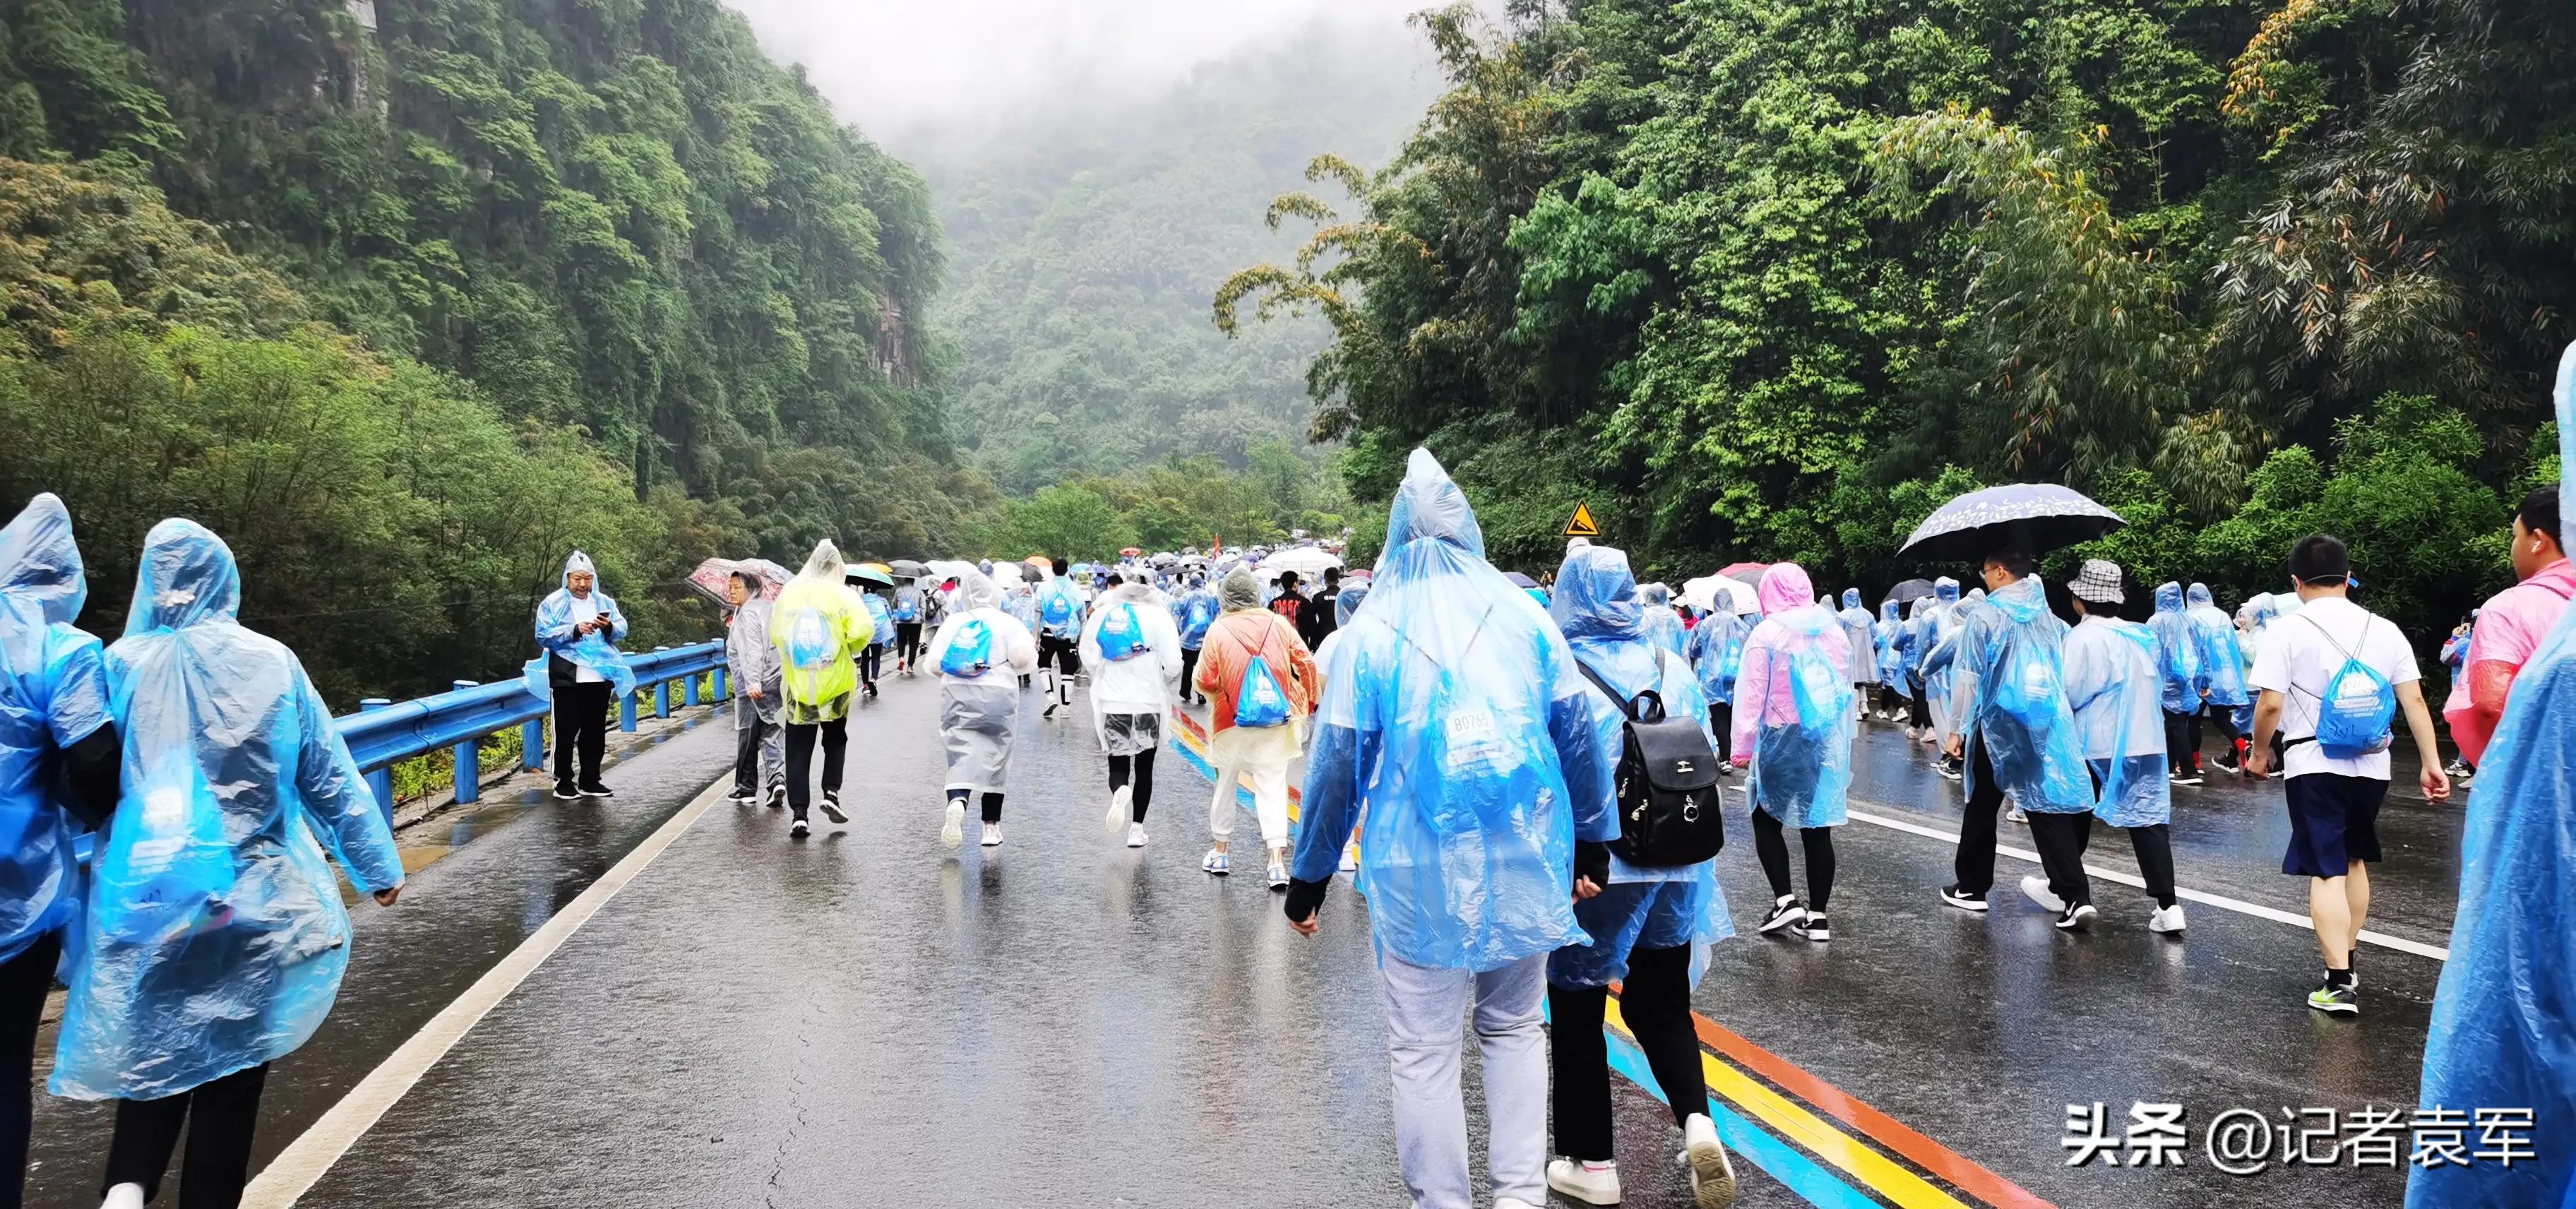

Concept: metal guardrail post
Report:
left=654, top=646, right=672, bottom=718
left=360, top=698, right=393, bottom=821
left=712, top=666, right=728, bottom=700
left=619, top=686, right=637, bottom=732
left=684, top=669, right=700, bottom=707
left=522, top=716, right=545, bottom=772
left=450, top=680, right=481, bottom=804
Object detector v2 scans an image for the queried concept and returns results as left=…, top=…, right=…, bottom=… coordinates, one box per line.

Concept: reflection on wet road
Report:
left=25, top=677, right=2456, bottom=1208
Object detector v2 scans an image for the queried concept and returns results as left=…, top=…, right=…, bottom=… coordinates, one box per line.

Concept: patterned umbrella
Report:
left=1900, top=484, right=2124, bottom=563
left=688, top=557, right=792, bottom=606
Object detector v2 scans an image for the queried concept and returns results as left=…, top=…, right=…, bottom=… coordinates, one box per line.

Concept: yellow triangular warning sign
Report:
left=1563, top=502, right=1600, bottom=538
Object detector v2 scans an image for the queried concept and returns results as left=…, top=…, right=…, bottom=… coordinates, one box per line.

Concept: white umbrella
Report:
left=1682, top=575, right=1758, bottom=616
left=1258, top=547, right=1342, bottom=578
left=987, top=561, right=1025, bottom=588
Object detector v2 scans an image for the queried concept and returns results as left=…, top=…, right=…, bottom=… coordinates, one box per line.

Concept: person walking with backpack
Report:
left=1171, top=572, right=1220, bottom=705
left=856, top=580, right=893, bottom=700
left=2186, top=583, right=2249, bottom=775
left=2146, top=583, right=2205, bottom=785
left=1282, top=449, right=1619, bottom=1209
left=1083, top=572, right=1183, bottom=849
left=2246, top=534, right=2450, bottom=1013
left=2056, top=561, right=2185, bottom=934
left=770, top=542, right=873, bottom=840
left=1195, top=568, right=1318, bottom=888
left=1874, top=600, right=1909, bottom=720
left=1545, top=545, right=1739, bottom=1209
left=1734, top=563, right=1852, bottom=944
left=1938, top=549, right=2097, bottom=927
left=927, top=568, right=1039, bottom=850
left=889, top=578, right=928, bottom=675
left=1033, top=558, right=1088, bottom=718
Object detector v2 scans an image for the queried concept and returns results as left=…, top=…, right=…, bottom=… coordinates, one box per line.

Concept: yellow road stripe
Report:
left=1604, top=1000, right=1972, bottom=1209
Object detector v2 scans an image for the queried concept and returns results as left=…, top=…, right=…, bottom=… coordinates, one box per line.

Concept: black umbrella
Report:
left=1900, top=484, right=2124, bottom=564
left=1503, top=571, right=1539, bottom=589
left=887, top=559, right=929, bottom=578
left=1883, top=578, right=1936, bottom=609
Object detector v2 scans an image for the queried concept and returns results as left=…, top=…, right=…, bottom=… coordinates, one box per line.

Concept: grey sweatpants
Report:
left=733, top=695, right=783, bottom=798
left=1376, top=950, right=1548, bottom=1209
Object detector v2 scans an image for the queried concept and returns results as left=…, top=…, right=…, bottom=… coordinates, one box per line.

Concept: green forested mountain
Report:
left=921, top=21, right=1438, bottom=494
left=0, top=0, right=986, bottom=698
left=1224, top=0, right=2571, bottom=643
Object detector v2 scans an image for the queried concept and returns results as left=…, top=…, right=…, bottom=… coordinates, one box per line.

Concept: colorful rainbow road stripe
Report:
left=1164, top=706, right=2052, bottom=1209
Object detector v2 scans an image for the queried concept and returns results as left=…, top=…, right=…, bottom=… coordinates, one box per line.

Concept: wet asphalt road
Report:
left=23, top=679, right=2459, bottom=1208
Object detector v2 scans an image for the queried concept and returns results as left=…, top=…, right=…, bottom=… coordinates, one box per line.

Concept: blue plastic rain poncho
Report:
left=1915, top=578, right=1964, bottom=702
left=54, top=520, right=404, bottom=1100
left=1684, top=607, right=1745, bottom=706
left=2185, top=583, right=2247, bottom=708
left=1836, top=588, right=1877, bottom=685
left=1948, top=575, right=2092, bottom=814
left=1290, top=450, right=1616, bottom=972
left=2145, top=582, right=2202, bottom=714
left=1034, top=574, right=1087, bottom=641
left=1548, top=545, right=1731, bottom=989
left=1172, top=581, right=1220, bottom=650
left=523, top=551, right=634, bottom=701
left=1734, top=565, right=1855, bottom=829
left=1633, top=583, right=1688, bottom=659
left=0, top=494, right=112, bottom=967
left=861, top=590, right=894, bottom=650
left=2409, top=343, right=2576, bottom=1209
left=2061, top=614, right=2171, bottom=828
left=1876, top=600, right=1907, bottom=683
left=1311, top=583, right=1372, bottom=683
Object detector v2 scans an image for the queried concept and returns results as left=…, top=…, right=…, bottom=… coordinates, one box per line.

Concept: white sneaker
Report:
left=981, top=822, right=1003, bottom=847
left=1125, top=822, right=1148, bottom=849
left=1544, top=1159, right=1621, bottom=1205
left=2020, top=874, right=2065, bottom=915
left=1266, top=859, right=1291, bottom=891
left=1202, top=848, right=1231, bottom=876
left=2149, top=903, right=2187, bottom=934
left=1338, top=841, right=1359, bottom=874
left=1683, top=1112, right=1739, bottom=1208
left=1105, top=785, right=1131, bottom=835
left=939, top=799, right=965, bottom=850
left=102, top=1184, right=145, bottom=1209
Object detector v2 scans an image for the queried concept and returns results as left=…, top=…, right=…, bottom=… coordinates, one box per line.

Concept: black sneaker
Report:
left=818, top=791, right=849, bottom=824
left=2171, top=771, right=2204, bottom=787
left=789, top=818, right=811, bottom=840
left=1800, top=912, right=1831, bottom=943
left=726, top=786, right=758, bottom=804
left=1938, top=761, right=1962, bottom=782
left=2054, top=902, right=2098, bottom=931
left=552, top=783, right=580, bottom=801
left=1940, top=884, right=1988, bottom=912
left=578, top=783, right=614, bottom=799
left=1758, top=897, right=1806, bottom=934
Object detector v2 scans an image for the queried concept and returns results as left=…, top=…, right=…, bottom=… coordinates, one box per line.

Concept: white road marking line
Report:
left=1843, top=806, right=2451, bottom=961
left=242, top=778, right=727, bottom=1208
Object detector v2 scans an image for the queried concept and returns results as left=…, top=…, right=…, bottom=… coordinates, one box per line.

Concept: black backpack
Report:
left=1575, top=653, right=1726, bottom=867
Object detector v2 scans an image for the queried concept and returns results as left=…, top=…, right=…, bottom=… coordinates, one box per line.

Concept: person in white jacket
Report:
left=925, top=568, right=1040, bottom=850
left=1080, top=573, right=1184, bottom=848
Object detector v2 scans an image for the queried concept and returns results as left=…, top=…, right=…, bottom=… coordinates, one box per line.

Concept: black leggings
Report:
left=2164, top=710, right=2203, bottom=774
left=1907, top=677, right=1932, bottom=729
left=948, top=787, right=1006, bottom=823
left=784, top=715, right=847, bottom=819
left=1108, top=748, right=1157, bottom=822
left=860, top=645, right=882, bottom=685
left=1, top=932, right=61, bottom=1208
left=102, top=1062, right=268, bottom=1208
left=1751, top=810, right=1837, bottom=910
left=895, top=622, right=924, bottom=666
left=1549, top=943, right=1707, bottom=1162
left=1179, top=647, right=1202, bottom=702
left=2128, top=823, right=2178, bottom=909
left=2205, top=703, right=2240, bottom=747
left=1706, top=703, right=1732, bottom=764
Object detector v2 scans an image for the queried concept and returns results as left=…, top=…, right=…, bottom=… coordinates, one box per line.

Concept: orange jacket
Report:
left=1194, top=610, right=1318, bottom=733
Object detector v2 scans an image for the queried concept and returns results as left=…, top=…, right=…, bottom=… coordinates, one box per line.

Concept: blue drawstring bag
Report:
left=1097, top=604, right=1147, bottom=661
left=941, top=619, right=994, bottom=677
left=93, top=750, right=234, bottom=946
left=1234, top=653, right=1291, bottom=727
left=2314, top=655, right=2396, bottom=758
left=784, top=606, right=834, bottom=670
left=1042, top=589, right=1075, bottom=628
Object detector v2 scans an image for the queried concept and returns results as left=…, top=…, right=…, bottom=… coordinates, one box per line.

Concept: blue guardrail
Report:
left=334, top=641, right=729, bottom=820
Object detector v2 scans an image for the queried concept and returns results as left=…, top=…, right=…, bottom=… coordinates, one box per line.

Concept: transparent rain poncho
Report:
left=1876, top=600, right=1907, bottom=683
left=0, top=494, right=112, bottom=967
left=54, top=520, right=404, bottom=1100
left=1633, top=583, right=1687, bottom=659
left=861, top=591, right=893, bottom=650
left=770, top=541, right=875, bottom=722
left=1081, top=580, right=1183, bottom=748
left=1734, top=564, right=1854, bottom=829
left=2145, top=582, right=2202, bottom=713
left=1952, top=575, right=2092, bottom=814
left=724, top=591, right=782, bottom=725
left=1684, top=608, right=1745, bottom=706
left=2411, top=346, right=2576, bottom=1208
left=1171, top=581, right=1220, bottom=649
left=1836, top=589, right=1878, bottom=685
left=1292, top=450, right=1615, bottom=972
left=2185, top=583, right=2247, bottom=707
left=523, top=551, right=634, bottom=701
left=1916, top=578, right=1964, bottom=703
left=2061, top=614, right=2171, bottom=828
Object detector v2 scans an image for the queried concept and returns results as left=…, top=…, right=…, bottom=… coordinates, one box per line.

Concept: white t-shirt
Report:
left=568, top=595, right=604, bottom=684
left=2246, top=595, right=2418, bottom=780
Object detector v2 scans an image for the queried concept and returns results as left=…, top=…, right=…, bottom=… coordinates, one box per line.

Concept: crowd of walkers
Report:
left=1, top=389, right=2567, bottom=1208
